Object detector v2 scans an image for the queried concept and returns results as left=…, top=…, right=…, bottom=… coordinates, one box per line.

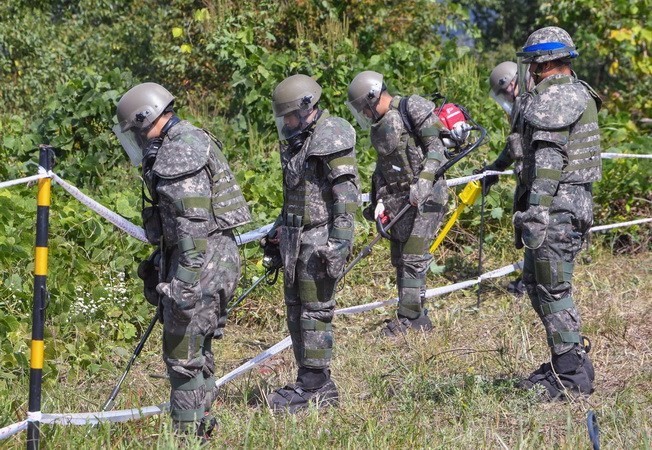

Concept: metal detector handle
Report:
left=101, top=313, right=158, bottom=412
left=376, top=203, right=412, bottom=240
left=226, top=267, right=276, bottom=313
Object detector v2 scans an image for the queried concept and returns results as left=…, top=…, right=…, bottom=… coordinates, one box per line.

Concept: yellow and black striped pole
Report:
left=27, top=145, right=54, bottom=450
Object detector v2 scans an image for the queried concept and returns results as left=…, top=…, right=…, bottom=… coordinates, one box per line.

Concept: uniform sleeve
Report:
left=409, top=96, right=447, bottom=182
left=157, top=169, right=211, bottom=288
left=324, top=149, right=359, bottom=242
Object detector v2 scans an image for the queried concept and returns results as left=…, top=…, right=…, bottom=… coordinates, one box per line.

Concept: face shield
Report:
left=345, top=93, right=380, bottom=131
left=274, top=108, right=314, bottom=141
left=490, top=74, right=517, bottom=116
left=112, top=123, right=149, bottom=166
left=516, top=55, right=533, bottom=98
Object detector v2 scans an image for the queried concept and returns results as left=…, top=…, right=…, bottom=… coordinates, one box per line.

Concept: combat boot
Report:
left=382, top=311, right=433, bottom=337
left=268, top=368, right=339, bottom=413
left=518, top=346, right=594, bottom=401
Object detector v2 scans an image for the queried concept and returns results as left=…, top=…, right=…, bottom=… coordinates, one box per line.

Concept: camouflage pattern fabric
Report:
left=370, top=95, right=449, bottom=319
left=515, top=74, right=601, bottom=356
left=150, top=120, right=250, bottom=424
left=276, top=111, right=359, bottom=370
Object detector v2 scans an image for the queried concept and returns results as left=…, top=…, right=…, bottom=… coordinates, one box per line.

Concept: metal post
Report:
left=27, top=145, right=54, bottom=450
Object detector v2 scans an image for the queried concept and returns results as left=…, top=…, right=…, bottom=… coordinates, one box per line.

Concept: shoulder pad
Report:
left=406, top=95, right=439, bottom=129
left=152, top=121, right=211, bottom=179
left=307, top=116, right=356, bottom=156
left=524, top=81, right=589, bottom=130
left=578, top=79, right=603, bottom=112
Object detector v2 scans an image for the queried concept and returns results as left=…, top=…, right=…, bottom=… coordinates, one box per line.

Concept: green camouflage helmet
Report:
left=517, top=26, right=578, bottom=64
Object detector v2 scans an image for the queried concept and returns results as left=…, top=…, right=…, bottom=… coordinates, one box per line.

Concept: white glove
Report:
left=374, top=199, right=385, bottom=219
left=451, top=121, right=472, bottom=143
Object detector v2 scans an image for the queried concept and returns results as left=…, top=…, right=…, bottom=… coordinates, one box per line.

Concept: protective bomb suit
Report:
left=114, top=83, right=251, bottom=434
left=513, top=27, right=601, bottom=399
left=347, top=71, right=449, bottom=336
left=266, top=74, right=359, bottom=412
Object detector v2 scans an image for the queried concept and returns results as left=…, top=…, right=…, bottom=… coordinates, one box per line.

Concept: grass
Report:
left=1, top=247, right=650, bottom=449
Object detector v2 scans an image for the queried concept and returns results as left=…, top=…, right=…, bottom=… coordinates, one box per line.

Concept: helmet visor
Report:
left=112, top=124, right=146, bottom=166
left=274, top=110, right=311, bottom=141
left=345, top=94, right=379, bottom=131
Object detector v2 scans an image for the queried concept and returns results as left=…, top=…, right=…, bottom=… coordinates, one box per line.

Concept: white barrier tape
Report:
left=215, top=336, right=293, bottom=388
left=590, top=217, right=652, bottom=232
left=26, top=411, right=42, bottom=422
left=0, top=420, right=28, bottom=440
left=52, top=174, right=149, bottom=243
left=602, top=152, right=652, bottom=159
left=236, top=223, right=274, bottom=246
left=0, top=173, right=48, bottom=190
left=39, top=404, right=168, bottom=426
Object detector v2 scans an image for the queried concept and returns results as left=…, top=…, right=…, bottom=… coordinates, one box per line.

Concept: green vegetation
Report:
left=0, top=0, right=650, bottom=447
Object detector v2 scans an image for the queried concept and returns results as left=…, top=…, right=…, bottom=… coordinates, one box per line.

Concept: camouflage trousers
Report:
left=389, top=180, right=448, bottom=319
left=283, top=225, right=337, bottom=370
left=161, top=230, right=240, bottom=423
left=522, top=184, right=593, bottom=356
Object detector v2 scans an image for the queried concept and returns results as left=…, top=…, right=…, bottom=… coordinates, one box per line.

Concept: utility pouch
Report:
left=137, top=248, right=161, bottom=306
left=279, top=225, right=303, bottom=287
left=142, top=206, right=162, bottom=245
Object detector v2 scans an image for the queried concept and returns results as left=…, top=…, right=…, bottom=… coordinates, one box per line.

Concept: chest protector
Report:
left=281, top=113, right=356, bottom=228
left=147, top=121, right=251, bottom=245
left=370, top=101, right=424, bottom=191
left=521, top=75, right=602, bottom=185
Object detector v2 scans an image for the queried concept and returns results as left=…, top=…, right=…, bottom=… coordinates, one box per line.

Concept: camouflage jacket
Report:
left=370, top=94, right=447, bottom=215
left=518, top=74, right=602, bottom=209
left=278, top=110, right=359, bottom=239
left=151, top=120, right=251, bottom=286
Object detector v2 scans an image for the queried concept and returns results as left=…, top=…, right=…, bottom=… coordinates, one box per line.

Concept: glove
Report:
left=137, top=249, right=160, bottom=306
left=374, top=199, right=390, bottom=224
left=473, top=163, right=500, bottom=196
left=450, top=121, right=472, bottom=143
left=513, top=205, right=550, bottom=250
left=409, top=177, right=431, bottom=207
left=315, top=238, right=350, bottom=279
left=260, top=236, right=283, bottom=270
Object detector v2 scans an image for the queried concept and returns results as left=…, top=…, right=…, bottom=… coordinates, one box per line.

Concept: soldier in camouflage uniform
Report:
left=346, top=71, right=449, bottom=337
left=114, top=83, right=251, bottom=436
left=264, top=74, right=359, bottom=412
left=478, top=61, right=529, bottom=295
left=493, top=27, right=600, bottom=399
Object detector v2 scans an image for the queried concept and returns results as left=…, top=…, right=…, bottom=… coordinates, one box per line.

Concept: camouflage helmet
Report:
left=113, top=82, right=174, bottom=166
left=517, top=26, right=579, bottom=64
left=271, top=74, right=321, bottom=117
left=346, top=70, right=385, bottom=130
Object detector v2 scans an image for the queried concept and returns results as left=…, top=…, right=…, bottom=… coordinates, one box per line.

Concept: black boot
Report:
left=196, top=414, right=218, bottom=443
left=268, top=368, right=339, bottom=413
left=518, top=347, right=595, bottom=401
left=382, top=311, right=433, bottom=337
